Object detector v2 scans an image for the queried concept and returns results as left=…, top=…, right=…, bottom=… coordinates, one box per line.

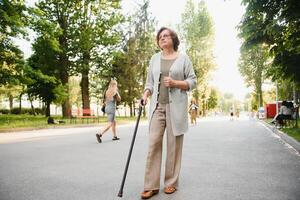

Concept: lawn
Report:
left=0, top=114, right=146, bottom=132
left=283, top=126, right=300, bottom=142
left=264, top=118, right=300, bottom=142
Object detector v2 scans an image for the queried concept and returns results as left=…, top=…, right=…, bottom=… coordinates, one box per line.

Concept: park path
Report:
left=0, top=116, right=299, bottom=200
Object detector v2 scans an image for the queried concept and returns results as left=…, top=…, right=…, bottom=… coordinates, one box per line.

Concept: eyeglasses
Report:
left=159, top=34, right=171, bottom=40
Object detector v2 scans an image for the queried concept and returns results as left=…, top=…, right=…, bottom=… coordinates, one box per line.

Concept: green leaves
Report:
left=239, top=0, right=300, bottom=84
left=180, top=0, right=215, bottom=104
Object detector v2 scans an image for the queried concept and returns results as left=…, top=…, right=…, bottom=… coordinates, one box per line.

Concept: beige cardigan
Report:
left=144, top=52, right=197, bottom=136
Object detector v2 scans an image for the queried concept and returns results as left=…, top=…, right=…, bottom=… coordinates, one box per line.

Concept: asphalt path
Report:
left=0, top=116, right=299, bottom=200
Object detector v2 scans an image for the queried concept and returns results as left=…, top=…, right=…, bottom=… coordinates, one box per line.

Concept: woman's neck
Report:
left=162, top=49, right=178, bottom=59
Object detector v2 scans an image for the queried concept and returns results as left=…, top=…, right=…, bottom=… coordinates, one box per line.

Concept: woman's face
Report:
left=158, top=29, right=173, bottom=50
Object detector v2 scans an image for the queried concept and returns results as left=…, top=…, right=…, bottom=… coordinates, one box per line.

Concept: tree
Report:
left=207, top=87, right=219, bottom=110
left=30, top=0, right=77, bottom=117
left=26, top=36, right=68, bottom=117
left=119, top=0, right=157, bottom=116
left=219, top=93, right=240, bottom=113
left=96, top=0, right=157, bottom=116
left=180, top=0, right=215, bottom=116
left=238, top=0, right=300, bottom=85
left=0, top=85, right=23, bottom=111
left=24, top=65, right=65, bottom=117
left=238, top=44, right=270, bottom=108
left=0, top=0, right=28, bottom=111
left=70, top=0, right=123, bottom=113
left=0, top=0, right=26, bottom=84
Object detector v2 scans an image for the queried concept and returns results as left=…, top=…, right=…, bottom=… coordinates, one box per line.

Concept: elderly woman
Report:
left=140, top=27, right=197, bottom=199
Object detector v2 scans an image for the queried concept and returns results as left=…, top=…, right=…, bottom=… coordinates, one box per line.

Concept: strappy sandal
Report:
left=112, top=136, right=120, bottom=140
left=141, top=190, right=159, bottom=199
left=96, top=134, right=102, bottom=143
left=164, top=186, right=176, bottom=194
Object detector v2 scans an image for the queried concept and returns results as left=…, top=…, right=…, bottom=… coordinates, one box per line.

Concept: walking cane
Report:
left=118, top=102, right=144, bottom=198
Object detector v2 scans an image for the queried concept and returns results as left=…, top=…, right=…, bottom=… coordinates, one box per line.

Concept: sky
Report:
left=16, top=0, right=250, bottom=101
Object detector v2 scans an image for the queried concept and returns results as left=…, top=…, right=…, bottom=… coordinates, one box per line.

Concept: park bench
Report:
left=70, top=108, right=99, bottom=124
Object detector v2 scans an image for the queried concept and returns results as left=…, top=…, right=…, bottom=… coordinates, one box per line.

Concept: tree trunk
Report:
left=80, top=52, right=91, bottom=115
left=202, top=99, right=206, bottom=116
left=9, top=95, right=13, bottom=111
left=293, top=83, right=299, bottom=104
left=80, top=71, right=90, bottom=115
left=19, top=93, right=22, bottom=113
left=129, top=102, right=133, bottom=117
left=133, top=101, right=136, bottom=116
left=255, top=80, right=263, bottom=108
left=45, top=101, right=51, bottom=117
left=60, top=71, right=71, bottom=118
left=58, top=14, right=71, bottom=118
left=30, top=98, right=36, bottom=116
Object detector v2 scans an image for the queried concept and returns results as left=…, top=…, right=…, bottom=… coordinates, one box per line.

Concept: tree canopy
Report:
left=238, top=0, right=300, bottom=84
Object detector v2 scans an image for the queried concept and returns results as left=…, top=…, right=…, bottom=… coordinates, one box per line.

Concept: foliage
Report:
left=238, top=44, right=270, bottom=107
left=30, top=0, right=78, bottom=117
left=180, top=0, right=215, bottom=115
left=0, top=0, right=27, bottom=37
left=3, top=107, right=45, bottom=115
left=68, top=77, right=82, bottom=108
left=92, top=0, right=157, bottom=116
left=24, top=63, right=66, bottom=117
left=207, top=87, right=219, bottom=110
left=283, top=126, right=300, bottom=142
left=238, top=0, right=300, bottom=84
left=69, top=0, right=123, bottom=110
left=0, top=0, right=27, bottom=86
left=219, top=93, right=241, bottom=113
left=121, top=0, right=157, bottom=116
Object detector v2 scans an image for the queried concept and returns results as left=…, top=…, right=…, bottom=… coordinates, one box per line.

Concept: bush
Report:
left=10, top=108, right=21, bottom=114
left=32, top=108, right=45, bottom=115
left=0, top=109, right=10, bottom=114
left=4, top=107, right=45, bottom=115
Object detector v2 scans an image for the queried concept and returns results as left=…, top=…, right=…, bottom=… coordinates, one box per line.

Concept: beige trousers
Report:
left=144, top=103, right=184, bottom=191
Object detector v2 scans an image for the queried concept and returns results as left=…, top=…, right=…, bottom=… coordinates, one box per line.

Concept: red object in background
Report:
left=265, top=102, right=281, bottom=118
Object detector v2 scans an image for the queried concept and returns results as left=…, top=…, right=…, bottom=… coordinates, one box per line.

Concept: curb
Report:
left=260, top=120, right=300, bottom=154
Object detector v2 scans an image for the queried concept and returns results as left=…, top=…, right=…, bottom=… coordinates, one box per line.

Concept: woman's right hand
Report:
left=140, top=90, right=150, bottom=106
left=140, top=96, right=147, bottom=106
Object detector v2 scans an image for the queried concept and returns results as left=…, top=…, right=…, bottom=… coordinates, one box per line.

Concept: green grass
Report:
left=0, top=114, right=146, bottom=132
left=283, top=122, right=300, bottom=142
left=264, top=118, right=300, bottom=143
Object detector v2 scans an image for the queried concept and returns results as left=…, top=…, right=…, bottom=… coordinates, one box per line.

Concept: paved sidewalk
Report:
left=0, top=117, right=299, bottom=200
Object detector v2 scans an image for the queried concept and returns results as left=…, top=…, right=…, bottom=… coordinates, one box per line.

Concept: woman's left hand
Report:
left=163, top=76, right=175, bottom=88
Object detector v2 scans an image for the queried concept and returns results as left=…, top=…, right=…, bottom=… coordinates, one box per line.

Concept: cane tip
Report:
left=117, top=193, right=123, bottom=198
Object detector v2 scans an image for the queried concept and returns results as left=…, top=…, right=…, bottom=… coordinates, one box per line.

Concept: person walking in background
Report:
left=230, top=107, right=234, bottom=120
left=189, top=99, right=198, bottom=125
left=235, top=108, right=240, bottom=118
left=140, top=27, right=197, bottom=199
left=96, top=79, right=121, bottom=143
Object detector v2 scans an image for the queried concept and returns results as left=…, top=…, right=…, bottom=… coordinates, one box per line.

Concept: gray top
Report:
left=144, top=52, right=197, bottom=136
left=158, top=58, right=176, bottom=104
left=105, top=94, right=118, bottom=114
left=105, top=99, right=116, bottom=114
